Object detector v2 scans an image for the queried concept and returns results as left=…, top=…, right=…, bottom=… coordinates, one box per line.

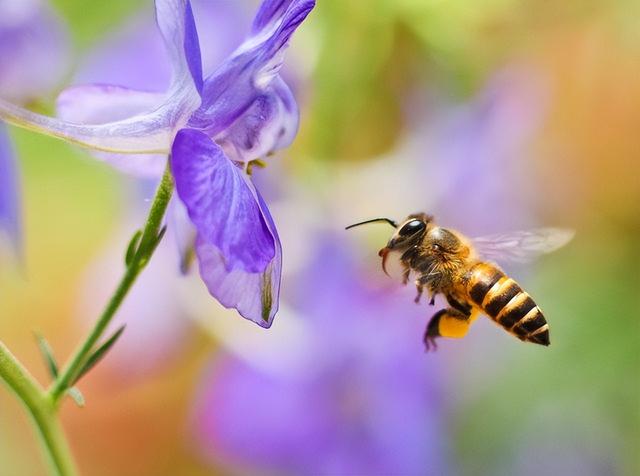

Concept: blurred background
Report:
left=0, top=0, right=638, bottom=475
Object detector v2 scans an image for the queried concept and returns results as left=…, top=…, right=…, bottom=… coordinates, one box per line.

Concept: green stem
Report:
left=49, top=161, right=174, bottom=402
left=0, top=342, right=78, bottom=476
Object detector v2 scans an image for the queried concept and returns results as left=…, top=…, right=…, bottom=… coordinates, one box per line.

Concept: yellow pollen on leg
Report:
left=439, top=314, right=472, bottom=338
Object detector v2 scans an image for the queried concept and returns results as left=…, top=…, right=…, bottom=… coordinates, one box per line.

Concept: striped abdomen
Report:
left=465, top=262, right=550, bottom=346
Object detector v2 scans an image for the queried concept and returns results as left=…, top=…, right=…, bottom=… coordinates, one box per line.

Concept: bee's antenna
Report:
left=345, top=218, right=398, bottom=230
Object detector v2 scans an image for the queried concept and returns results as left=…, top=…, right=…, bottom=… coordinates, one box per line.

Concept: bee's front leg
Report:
left=401, top=267, right=411, bottom=285
left=416, top=274, right=436, bottom=305
left=414, top=283, right=423, bottom=304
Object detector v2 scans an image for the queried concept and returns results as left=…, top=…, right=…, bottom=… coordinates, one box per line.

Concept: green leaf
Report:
left=34, top=333, right=59, bottom=378
left=72, top=325, right=126, bottom=385
left=125, top=229, right=143, bottom=266
left=67, top=387, right=85, bottom=408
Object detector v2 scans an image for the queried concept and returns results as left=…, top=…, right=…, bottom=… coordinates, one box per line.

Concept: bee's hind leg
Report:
left=424, top=306, right=475, bottom=352
left=424, top=309, right=446, bottom=351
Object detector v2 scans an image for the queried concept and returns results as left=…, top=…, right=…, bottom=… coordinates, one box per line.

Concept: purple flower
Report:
left=191, top=238, right=452, bottom=475
left=0, top=0, right=315, bottom=327
left=0, top=0, right=70, bottom=254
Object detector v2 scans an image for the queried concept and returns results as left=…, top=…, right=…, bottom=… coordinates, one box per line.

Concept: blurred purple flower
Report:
left=427, top=66, right=549, bottom=235
left=191, top=238, right=451, bottom=476
left=0, top=0, right=315, bottom=327
left=0, top=0, right=70, bottom=103
left=0, top=124, right=21, bottom=254
left=0, top=0, right=70, bottom=254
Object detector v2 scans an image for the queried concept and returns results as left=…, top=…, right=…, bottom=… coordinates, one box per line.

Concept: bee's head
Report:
left=345, top=213, right=434, bottom=276
left=384, top=213, right=433, bottom=252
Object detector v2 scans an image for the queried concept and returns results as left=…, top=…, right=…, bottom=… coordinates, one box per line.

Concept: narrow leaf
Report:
left=149, top=225, right=167, bottom=255
left=125, top=229, right=143, bottom=266
left=67, top=387, right=85, bottom=407
left=138, top=225, right=167, bottom=267
left=72, top=325, right=126, bottom=385
left=34, top=333, right=59, bottom=378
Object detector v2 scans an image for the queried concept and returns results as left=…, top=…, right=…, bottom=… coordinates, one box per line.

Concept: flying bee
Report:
left=346, top=213, right=574, bottom=350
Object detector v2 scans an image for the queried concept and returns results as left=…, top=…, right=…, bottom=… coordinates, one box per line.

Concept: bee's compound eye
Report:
left=398, top=220, right=425, bottom=236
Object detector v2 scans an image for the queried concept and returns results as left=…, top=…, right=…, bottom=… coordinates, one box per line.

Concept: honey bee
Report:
left=346, top=213, right=574, bottom=350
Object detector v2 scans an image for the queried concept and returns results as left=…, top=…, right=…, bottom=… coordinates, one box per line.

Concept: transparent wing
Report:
left=473, top=228, right=575, bottom=264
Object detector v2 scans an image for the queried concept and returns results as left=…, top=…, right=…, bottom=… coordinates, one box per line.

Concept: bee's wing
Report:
left=472, top=228, right=575, bottom=264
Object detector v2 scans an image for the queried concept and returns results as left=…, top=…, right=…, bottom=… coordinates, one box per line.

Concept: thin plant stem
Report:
left=49, top=161, right=174, bottom=402
left=0, top=342, right=78, bottom=476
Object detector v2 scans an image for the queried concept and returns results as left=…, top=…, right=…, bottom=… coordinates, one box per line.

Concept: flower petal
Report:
left=195, top=235, right=281, bottom=328
left=0, top=95, right=179, bottom=153
left=155, top=0, right=203, bottom=96
left=251, top=0, right=297, bottom=34
left=56, top=84, right=167, bottom=176
left=171, top=128, right=281, bottom=327
left=270, top=77, right=299, bottom=150
left=0, top=123, right=21, bottom=254
left=254, top=0, right=316, bottom=75
left=171, top=129, right=275, bottom=271
left=57, top=84, right=165, bottom=123
left=188, top=0, right=314, bottom=137
left=216, top=76, right=299, bottom=162
left=0, top=0, right=202, bottom=154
